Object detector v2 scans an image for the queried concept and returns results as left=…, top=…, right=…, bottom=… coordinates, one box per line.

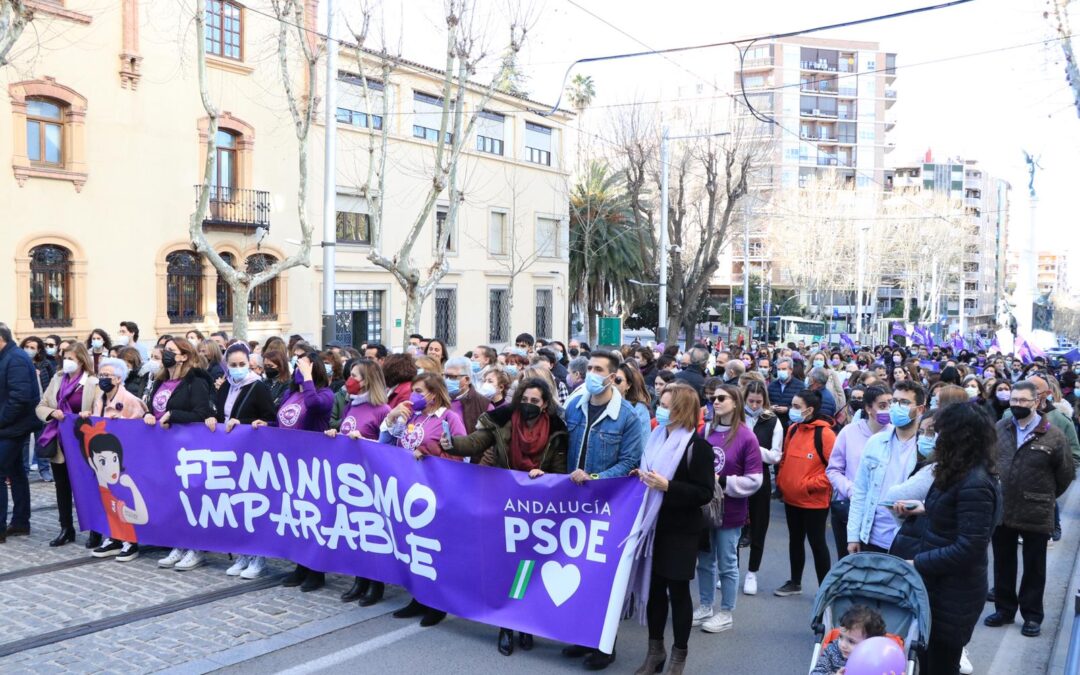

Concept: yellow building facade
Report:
left=1, top=0, right=572, bottom=351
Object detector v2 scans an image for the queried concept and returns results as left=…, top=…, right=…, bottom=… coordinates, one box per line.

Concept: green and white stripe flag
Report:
left=508, top=560, right=535, bottom=600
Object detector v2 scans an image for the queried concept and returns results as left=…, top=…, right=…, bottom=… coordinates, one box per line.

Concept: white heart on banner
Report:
left=541, top=561, right=581, bottom=607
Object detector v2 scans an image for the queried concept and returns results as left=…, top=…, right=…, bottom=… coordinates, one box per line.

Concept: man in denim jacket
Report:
left=847, top=381, right=926, bottom=554
left=565, top=350, right=645, bottom=484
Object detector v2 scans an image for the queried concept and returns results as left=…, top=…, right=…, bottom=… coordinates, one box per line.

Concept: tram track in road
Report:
left=0, top=556, right=107, bottom=584
left=0, top=572, right=289, bottom=658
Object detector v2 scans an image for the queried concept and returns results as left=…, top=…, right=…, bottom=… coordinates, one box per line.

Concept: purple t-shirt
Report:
left=705, top=424, right=763, bottom=530
left=339, top=402, right=391, bottom=440
left=152, top=379, right=181, bottom=421
left=276, top=380, right=333, bottom=432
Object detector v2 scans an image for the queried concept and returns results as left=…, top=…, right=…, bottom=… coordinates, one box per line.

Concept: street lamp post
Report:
left=320, top=0, right=338, bottom=348
left=658, top=127, right=730, bottom=347
left=855, top=222, right=869, bottom=344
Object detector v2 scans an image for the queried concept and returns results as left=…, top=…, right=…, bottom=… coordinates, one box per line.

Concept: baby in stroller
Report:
left=811, top=605, right=888, bottom=675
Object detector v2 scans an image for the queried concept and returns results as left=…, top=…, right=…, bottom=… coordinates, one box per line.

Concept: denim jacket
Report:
left=564, top=388, right=645, bottom=478
left=847, top=429, right=918, bottom=546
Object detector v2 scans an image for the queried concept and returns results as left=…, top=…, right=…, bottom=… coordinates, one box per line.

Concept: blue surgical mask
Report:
left=46, top=347, right=57, bottom=357
left=917, top=435, right=936, bottom=458
left=470, top=361, right=482, bottom=374
left=324, top=363, right=334, bottom=377
left=654, top=407, right=671, bottom=427
left=585, top=371, right=609, bottom=395
left=788, top=407, right=804, bottom=423
left=777, top=370, right=791, bottom=382
left=445, top=378, right=461, bottom=396
left=929, top=395, right=939, bottom=410
left=744, top=405, right=761, bottom=418
left=889, top=402, right=913, bottom=427
left=91, top=338, right=104, bottom=350
left=290, top=356, right=299, bottom=369
left=504, top=365, right=518, bottom=377
left=813, top=360, right=825, bottom=369
left=229, top=366, right=250, bottom=383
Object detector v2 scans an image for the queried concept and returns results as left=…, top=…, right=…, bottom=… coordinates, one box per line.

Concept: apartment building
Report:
left=892, top=154, right=1012, bottom=330
left=1, top=1, right=572, bottom=351
left=1008, top=251, right=1068, bottom=297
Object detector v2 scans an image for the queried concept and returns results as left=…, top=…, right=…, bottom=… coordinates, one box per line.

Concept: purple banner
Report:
left=59, top=418, right=647, bottom=652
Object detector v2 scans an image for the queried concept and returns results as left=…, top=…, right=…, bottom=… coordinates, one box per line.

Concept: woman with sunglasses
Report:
left=739, top=379, right=784, bottom=596
left=616, top=362, right=652, bottom=441
left=692, top=384, right=763, bottom=634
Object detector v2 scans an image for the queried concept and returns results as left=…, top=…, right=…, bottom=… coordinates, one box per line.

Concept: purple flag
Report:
left=840, top=333, right=856, bottom=350
left=890, top=322, right=908, bottom=338
left=991, top=335, right=1001, bottom=354
left=952, top=334, right=965, bottom=353
left=60, top=419, right=646, bottom=653
left=975, top=336, right=987, bottom=351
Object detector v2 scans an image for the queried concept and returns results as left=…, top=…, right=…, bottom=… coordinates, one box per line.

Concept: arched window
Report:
left=216, top=252, right=235, bottom=323
left=246, top=253, right=277, bottom=321
left=166, top=251, right=204, bottom=324
left=26, top=98, right=64, bottom=166
left=29, top=245, right=72, bottom=328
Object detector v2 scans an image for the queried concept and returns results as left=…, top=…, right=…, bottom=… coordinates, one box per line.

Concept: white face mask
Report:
left=62, top=359, right=78, bottom=375
left=478, top=382, right=498, bottom=399
left=115, top=335, right=130, bottom=346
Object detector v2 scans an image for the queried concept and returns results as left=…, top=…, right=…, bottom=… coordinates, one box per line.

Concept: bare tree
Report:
left=356, top=0, right=535, bottom=350
left=662, top=118, right=768, bottom=341
left=0, top=0, right=31, bottom=66
left=187, top=0, right=317, bottom=339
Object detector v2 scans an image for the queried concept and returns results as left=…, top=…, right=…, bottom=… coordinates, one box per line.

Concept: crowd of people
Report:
left=0, top=319, right=1077, bottom=674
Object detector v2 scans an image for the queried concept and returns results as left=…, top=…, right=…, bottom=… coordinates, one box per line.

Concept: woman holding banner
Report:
left=145, top=337, right=215, bottom=571
left=441, top=377, right=568, bottom=655
left=253, top=351, right=334, bottom=592
left=382, top=372, right=466, bottom=627
left=626, top=382, right=714, bottom=675
left=36, top=342, right=100, bottom=548
left=326, top=358, right=391, bottom=606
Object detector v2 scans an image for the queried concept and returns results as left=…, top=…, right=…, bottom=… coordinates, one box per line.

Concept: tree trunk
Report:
left=231, top=282, right=251, bottom=340
left=587, top=305, right=598, bottom=346
left=401, top=284, right=422, bottom=350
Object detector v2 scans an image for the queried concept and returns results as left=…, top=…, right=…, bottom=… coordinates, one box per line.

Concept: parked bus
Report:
left=765, top=316, right=828, bottom=346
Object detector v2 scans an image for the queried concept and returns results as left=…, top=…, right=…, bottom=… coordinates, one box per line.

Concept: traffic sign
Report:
left=734, top=296, right=744, bottom=311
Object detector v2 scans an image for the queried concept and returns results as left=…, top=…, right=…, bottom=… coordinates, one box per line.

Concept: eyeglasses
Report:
left=44, top=342, right=56, bottom=348
left=613, top=377, right=625, bottom=385
left=713, top=394, right=730, bottom=403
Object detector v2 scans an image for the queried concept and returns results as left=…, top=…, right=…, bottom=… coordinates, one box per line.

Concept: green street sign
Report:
left=598, top=317, right=622, bottom=346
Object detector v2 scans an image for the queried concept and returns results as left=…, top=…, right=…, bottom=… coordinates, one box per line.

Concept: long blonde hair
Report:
left=353, top=360, right=388, bottom=406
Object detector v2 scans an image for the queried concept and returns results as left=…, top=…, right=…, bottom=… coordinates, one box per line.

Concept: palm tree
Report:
left=569, top=161, right=646, bottom=343
left=565, top=74, right=596, bottom=174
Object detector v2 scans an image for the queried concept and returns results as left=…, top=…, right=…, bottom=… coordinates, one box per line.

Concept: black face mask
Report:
left=162, top=350, right=177, bottom=369
left=569, top=348, right=579, bottom=358
left=519, top=403, right=543, bottom=421
left=1010, top=404, right=1033, bottom=421
left=98, top=378, right=115, bottom=393
left=265, top=366, right=280, bottom=380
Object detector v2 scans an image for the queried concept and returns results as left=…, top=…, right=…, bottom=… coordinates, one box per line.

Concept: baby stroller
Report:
left=809, top=552, right=930, bottom=675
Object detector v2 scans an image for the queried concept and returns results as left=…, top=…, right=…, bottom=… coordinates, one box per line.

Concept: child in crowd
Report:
left=811, top=604, right=887, bottom=675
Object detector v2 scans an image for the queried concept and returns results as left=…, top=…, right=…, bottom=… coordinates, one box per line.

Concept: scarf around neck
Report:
left=224, top=371, right=261, bottom=419
left=509, top=409, right=550, bottom=471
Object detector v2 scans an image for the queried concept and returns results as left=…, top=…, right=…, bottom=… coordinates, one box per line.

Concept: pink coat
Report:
left=92, top=387, right=148, bottom=419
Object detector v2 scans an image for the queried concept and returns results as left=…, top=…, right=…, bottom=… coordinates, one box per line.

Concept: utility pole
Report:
left=855, top=222, right=868, bottom=344
left=743, top=196, right=751, bottom=329
left=320, top=0, right=338, bottom=348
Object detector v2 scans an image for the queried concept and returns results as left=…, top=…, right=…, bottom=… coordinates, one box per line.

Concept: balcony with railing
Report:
left=195, top=186, right=271, bottom=233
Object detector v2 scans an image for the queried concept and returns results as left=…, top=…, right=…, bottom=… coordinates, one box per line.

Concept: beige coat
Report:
left=36, top=371, right=100, bottom=463
left=91, top=386, right=148, bottom=419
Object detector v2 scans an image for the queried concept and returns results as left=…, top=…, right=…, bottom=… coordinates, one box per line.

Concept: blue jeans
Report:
left=696, top=526, right=741, bottom=611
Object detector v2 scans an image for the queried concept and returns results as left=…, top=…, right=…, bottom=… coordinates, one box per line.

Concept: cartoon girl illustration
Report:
left=75, top=419, right=149, bottom=561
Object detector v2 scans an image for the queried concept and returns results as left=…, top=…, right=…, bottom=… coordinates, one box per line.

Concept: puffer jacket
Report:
left=777, top=418, right=835, bottom=509
left=914, top=463, right=999, bottom=647
left=994, top=416, right=1074, bottom=534
left=447, top=405, right=568, bottom=474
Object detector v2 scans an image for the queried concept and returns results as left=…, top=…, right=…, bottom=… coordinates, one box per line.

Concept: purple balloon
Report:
left=844, top=636, right=907, bottom=675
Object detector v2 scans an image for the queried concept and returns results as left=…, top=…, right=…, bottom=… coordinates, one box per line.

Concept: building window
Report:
left=413, top=92, right=452, bottom=144
left=525, top=122, right=553, bottom=166
left=26, top=98, right=63, bottom=166
left=166, top=251, right=204, bottom=324
left=337, top=212, right=371, bottom=244
left=489, top=211, right=507, bottom=255
left=337, top=71, right=385, bottom=130
left=536, top=217, right=560, bottom=258
left=213, top=130, right=238, bottom=196
left=535, top=288, right=553, bottom=339
left=29, top=244, right=72, bottom=328
left=246, top=254, right=278, bottom=321
left=216, top=252, right=235, bottom=323
left=335, top=289, right=384, bottom=346
left=435, top=206, right=456, bottom=253
left=336, top=108, right=383, bottom=130
left=206, top=0, right=242, bottom=60
left=476, top=110, right=505, bottom=155
left=489, top=288, right=510, bottom=343
left=434, top=287, right=458, bottom=347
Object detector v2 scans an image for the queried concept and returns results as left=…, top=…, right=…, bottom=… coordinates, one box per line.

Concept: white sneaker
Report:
left=226, top=555, right=250, bottom=576
left=158, top=548, right=186, bottom=568
left=959, top=647, right=974, bottom=674
left=240, top=556, right=267, bottom=579
left=716, top=577, right=723, bottom=589
left=743, top=571, right=758, bottom=595
left=701, top=610, right=734, bottom=633
left=691, top=606, right=714, bottom=626
left=174, top=549, right=205, bottom=571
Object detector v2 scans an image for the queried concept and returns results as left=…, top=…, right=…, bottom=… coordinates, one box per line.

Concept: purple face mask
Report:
left=874, top=411, right=891, bottom=425
left=409, top=392, right=428, bottom=410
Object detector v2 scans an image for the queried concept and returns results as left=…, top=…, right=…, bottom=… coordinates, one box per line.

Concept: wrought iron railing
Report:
left=195, top=186, right=270, bottom=232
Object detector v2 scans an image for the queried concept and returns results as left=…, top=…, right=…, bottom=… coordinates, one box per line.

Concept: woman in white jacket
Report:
left=738, top=377, right=783, bottom=596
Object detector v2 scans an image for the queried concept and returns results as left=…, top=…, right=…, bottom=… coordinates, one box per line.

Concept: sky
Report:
left=336, top=0, right=1080, bottom=286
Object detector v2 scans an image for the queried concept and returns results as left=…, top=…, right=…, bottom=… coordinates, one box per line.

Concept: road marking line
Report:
left=275, top=623, right=427, bottom=675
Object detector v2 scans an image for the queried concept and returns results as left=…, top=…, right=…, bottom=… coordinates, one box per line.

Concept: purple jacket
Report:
left=275, top=381, right=334, bottom=432
left=826, top=414, right=891, bottom=500
left=705, top=423, right=763, bottom=529
left=338, top=401, right=391, bottom=440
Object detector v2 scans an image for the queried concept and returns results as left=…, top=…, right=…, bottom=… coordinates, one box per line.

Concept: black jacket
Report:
left=125, top=372, right=148, bottom=400
left=214, top=379, right=276, bottom=424
left=914, top=464, right=999, bottom=647
left=674, top=364, right=707, bottom=403
left=149, top=368, right=216, bottom=424
left=0, top=342, right=44, bottom=440
left=656, top=435, right=716, bottom=536
left=995, top=415, right=1074, bottom=534
left=33, top=358, right=55, bottom=394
